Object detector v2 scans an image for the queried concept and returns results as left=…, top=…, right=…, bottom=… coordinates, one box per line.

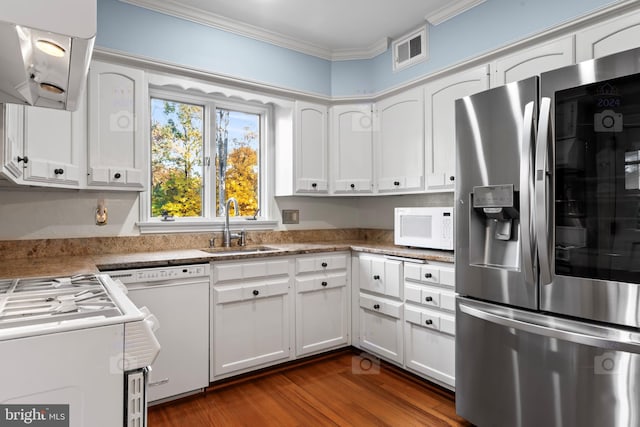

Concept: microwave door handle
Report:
left=535, top=97, right=553, bottom=286
left=520, top=101, right=536, bottom=288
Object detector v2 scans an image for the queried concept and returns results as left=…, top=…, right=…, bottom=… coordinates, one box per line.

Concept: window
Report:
left=146, top=89, right=267, bottom=228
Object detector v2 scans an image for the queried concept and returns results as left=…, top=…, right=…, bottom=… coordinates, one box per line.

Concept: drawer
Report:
left=359, top=293, right=402, bottom=319
left=405, top=283, right=440, bottom=309
left=214, top=278, right=289, bottom=304
left=405, top=305, right=455, bottom=336
left=214, top=259, right=289, bottom=282
left=296, top=273, right=347, bottom=293
left=404, top=263, right=455, bottom=288
left=296, top=253, right=348, bottom=274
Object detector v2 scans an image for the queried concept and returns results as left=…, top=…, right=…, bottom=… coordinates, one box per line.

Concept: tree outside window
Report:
left=150, top=97, right=260, bottom=219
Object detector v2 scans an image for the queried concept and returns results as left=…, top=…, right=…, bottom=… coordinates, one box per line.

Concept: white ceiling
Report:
left=121, top=0, right=486, bottom=60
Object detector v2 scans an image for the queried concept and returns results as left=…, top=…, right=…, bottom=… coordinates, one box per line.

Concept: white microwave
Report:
left=394, top=207, right=454, bottom=250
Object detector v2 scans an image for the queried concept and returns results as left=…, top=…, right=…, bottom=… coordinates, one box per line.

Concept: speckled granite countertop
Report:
left=0, top=241, right=453, bottom=279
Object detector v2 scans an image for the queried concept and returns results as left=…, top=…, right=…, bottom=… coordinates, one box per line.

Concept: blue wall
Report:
left=97, top=0, right=619, bottom=98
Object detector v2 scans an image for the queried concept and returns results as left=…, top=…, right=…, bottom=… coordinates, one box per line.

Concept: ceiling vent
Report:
left=392, top=26, right=427, bottom=72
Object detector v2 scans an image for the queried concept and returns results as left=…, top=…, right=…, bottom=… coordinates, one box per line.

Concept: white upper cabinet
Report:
left=22, top=105, right=84, bottom=187
left=2, top=103, right=84, bottom=188
left=329, top=104, right=374, bottom=194
left=424, top=66, right=489, bottom=191
left=491, top=36, right=575, bottom=87
left=87, top=61, right=146, bottom=190
left=1, top=104, right=25, bottom=182
left=375, top=87, right=424, bottom=193
left=295, top=101, right=328, bottom=194
left=576, top=9, right=640, bottom=61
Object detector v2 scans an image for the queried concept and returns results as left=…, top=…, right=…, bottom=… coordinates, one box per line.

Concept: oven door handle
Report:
left=459, top=300, right=640, bottom=353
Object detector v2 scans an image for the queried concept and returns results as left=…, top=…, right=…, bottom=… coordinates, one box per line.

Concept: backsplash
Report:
left=0, top=229, right=393, bottom=260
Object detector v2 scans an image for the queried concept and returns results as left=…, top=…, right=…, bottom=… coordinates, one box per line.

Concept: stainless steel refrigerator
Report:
left=455, top=47, right=640, bottom=427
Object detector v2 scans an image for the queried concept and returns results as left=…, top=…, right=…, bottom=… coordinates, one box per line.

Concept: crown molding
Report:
left=120, top=0, right=391, bottom=61
left=426, top=0, right=486, bottom=26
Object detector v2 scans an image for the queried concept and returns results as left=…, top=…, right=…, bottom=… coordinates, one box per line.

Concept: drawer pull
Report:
left=424, top=273, right=433, bottom=279
left=114, top=172, right=122, bottom=179
left=373, top=304, right=380, bottom=310
left=252, top=290, right=259, bottom=296
left=350, top=183, right=355, bottom=189
left=425, top=319, right=433, bottom=325
left=373, top=275, right=380, bottom=280
left=321, top=281, right=328, bottom=287
left=425, top=296, right=433, bottom=302
left=393, top=181, right=400, bottom=186
left=311, top=182, right=317, bottom=188
left=149, top=378, right=169, bottom=387
left=54, top=168, right=64, bottom=175
left=321, top=262, right=328, bottom=267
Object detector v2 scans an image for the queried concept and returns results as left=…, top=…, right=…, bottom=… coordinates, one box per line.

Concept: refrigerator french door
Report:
left=455, top=47, right=640, bottom=427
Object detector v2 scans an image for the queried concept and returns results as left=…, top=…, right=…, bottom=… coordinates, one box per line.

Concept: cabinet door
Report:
left=404, top=305, right=455, bottom=388
left=424, top=66, right=489, bottom=191
left=576, top=10, right=640, bottom=61
left=359, top=295, right=403, bottom=364
left=295, top=101, right=328, bottom=193
left=87, top=61, right=146, bottom=189
left=358, top=255, right=402, bottom=299
left=492, top=36, right=575, bottom=87
left=2, top=104, right=25, bottom=181
left=330, top=104, right=373, bottom=194
left=213, top=279, right=290, bottom=377
left=22, top=105, right=83, bottom=187
left=376, top=87, right=424, bottom=193
left=295, top=274, right=349, bottom=356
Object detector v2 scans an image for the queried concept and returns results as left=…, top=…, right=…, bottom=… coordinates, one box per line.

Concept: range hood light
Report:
left=35, top=39, right=66, bottom=57
left=39, top=82, right=65, bottom=94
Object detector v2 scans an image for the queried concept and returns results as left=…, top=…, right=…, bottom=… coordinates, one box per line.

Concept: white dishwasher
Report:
left=105, top=264, right=210, bottom=403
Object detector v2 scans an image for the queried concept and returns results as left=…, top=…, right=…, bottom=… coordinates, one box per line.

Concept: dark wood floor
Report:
left=148, top=350, right=471, bottom=426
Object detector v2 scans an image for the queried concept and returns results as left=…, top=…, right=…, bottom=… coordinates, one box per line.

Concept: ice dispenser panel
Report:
left=469, top=184, right=521, bottom=270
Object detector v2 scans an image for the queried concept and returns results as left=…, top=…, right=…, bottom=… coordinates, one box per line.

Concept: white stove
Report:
left=0, top=273, right=160, bottom=427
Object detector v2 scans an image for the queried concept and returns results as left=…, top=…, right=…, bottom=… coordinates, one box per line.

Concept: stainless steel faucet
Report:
left=223, top=197, right=245, bottom=247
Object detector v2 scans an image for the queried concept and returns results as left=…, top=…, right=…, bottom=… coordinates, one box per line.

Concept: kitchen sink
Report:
left=199, top=245, right=281, bottom=255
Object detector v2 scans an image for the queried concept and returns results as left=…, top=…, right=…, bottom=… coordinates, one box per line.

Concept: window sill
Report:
left=137, top=219, right=279, bottom=234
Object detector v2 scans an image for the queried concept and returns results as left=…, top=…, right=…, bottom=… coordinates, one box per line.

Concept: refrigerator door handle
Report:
left=459, top=300, right=640, bottom=354
left=535, top=97, right=553, bottom=286
left=520, top=101, right=536, bottom=287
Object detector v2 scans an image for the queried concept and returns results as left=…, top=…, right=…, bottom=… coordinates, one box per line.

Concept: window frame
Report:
left=138, top=87, right=277, bottom=233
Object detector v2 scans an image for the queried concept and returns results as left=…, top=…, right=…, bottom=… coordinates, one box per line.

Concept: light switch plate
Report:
left=282, top=209, right=299, bottom=224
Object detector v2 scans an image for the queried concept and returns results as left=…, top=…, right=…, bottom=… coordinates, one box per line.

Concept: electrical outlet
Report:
left=282, top=209, right=299, bottom=224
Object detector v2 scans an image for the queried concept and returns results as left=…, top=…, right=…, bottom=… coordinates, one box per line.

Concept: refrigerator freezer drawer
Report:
left=456, top=297, right=640, bottom=427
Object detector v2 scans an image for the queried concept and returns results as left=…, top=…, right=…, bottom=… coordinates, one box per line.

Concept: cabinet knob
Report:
left=425, top=296, right=433, bottom=302
left=350, top=183, right=355, bottom=189
left=321, top=281, right=328, bottom=287
left=114, top=172, right=122, bottom=179
left=373, top=304, right=380, bottom=310
left=449, top=176, right=455, bottom=181
left=321, top=262, right=328, bottom=268
left=54, top=168, right=64, bottom=175
left=393, top=181, right=400, bottom=186
left=311, top=182, right=317, bottom=188
left=252, top=290, right=259, bottom=296
left=373, top=275, right=380, bottom=280
left=425, top=319, right=433, bottom=325
left=17, top=156, right=28, bottom=164
left=424, top=273, right=432, bottom=279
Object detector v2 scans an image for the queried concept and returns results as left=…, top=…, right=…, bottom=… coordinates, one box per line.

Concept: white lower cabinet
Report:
left=295, top=252, right=350, bottom=356
left=403, top=261, right=456, bottom=389
left=359, top=293, right=403, bottom=364
left=211, top=258, right=292, bottom=380
left=404, top=305, right=455, bottom=388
